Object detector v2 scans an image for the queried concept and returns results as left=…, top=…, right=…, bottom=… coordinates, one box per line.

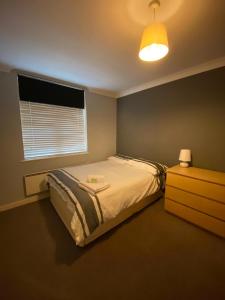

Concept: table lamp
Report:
left=179, top=149, right=191, bottom=167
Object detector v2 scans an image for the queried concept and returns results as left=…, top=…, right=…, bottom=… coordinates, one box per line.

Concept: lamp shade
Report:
left=139, top=22, right=169, bottom=62
left=179, top=149, right=191, bottom=162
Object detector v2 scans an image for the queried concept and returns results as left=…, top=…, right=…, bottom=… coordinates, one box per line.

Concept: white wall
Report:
left=0, top=71, right=117, bottom=204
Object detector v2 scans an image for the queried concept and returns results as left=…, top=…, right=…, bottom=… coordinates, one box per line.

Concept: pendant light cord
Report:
left=149, top=0, right=160, bottom=22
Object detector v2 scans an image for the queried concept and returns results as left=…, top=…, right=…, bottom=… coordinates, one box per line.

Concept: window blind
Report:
left=20, top=101, right=87, bottom=160
left=18, top=75, right=84, bottom=108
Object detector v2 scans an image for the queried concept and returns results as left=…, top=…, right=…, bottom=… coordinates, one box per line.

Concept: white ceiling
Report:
left=0, top=0, right=225, bottom=98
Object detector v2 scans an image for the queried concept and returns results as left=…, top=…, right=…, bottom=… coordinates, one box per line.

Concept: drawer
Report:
left=165, top=198, right=225, bottom=238
left=167, top=173, right=225, bottom=204
left=165, top=186, right=225, bottom=221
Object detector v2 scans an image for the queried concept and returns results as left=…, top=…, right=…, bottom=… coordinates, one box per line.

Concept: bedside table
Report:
left=165, top=165, right=225, bottom=238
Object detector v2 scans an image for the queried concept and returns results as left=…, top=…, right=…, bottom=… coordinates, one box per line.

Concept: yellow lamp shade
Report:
left=139, top=22, right=169, bottom=62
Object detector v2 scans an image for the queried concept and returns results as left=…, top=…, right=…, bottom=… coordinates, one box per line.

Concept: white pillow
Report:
left=128, top=160, right=158, bottom=176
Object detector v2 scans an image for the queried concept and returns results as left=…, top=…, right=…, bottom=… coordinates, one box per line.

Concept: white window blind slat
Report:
left=20, top=101, right=87, bottom=160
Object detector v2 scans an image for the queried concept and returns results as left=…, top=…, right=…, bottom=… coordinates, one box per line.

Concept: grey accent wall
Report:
left=0, top=71, right=117, bottom=205
left=117, top=67, right=225, bottom=172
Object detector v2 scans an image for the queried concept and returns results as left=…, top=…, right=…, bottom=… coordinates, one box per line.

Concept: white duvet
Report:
left=65, top=159, right=159, bottom=219
left=49, top=158, right=160, bottom=244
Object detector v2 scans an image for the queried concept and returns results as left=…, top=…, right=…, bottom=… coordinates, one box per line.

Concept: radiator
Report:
left=24, top=171, right=49, bottom=196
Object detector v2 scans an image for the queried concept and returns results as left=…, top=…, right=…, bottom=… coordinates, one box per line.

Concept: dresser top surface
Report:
left=167, top=165, right=225, bottom=186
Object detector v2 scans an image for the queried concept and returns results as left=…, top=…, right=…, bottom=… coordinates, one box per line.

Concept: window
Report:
left=18, top=75, right=87, bottom=160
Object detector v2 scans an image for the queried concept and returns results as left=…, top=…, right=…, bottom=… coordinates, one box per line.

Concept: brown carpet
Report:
left=0, top=198, right=224, bottom=300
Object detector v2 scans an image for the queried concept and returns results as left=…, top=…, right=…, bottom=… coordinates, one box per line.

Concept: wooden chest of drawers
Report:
left=165, top=165, right=225, bottom=238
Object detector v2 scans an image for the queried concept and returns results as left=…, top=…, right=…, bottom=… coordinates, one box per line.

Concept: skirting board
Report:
left=0, top=191, right=49, bottom=213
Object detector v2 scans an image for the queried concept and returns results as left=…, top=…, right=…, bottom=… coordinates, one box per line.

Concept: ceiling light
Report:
left=139, top=0, right=169, bottom=62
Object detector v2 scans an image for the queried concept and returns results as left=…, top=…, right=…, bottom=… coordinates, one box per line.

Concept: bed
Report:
left=47, top=156, right=167, bottom=246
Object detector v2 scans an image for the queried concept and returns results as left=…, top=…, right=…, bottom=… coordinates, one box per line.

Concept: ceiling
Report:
left=0, top=0, right=225, bottom=97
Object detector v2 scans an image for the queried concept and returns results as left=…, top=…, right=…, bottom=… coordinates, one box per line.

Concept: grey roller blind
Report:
left=18, top=75, right=85, bottom=108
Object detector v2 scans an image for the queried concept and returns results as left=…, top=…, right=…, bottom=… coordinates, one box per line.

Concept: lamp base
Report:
left=180, top=162, right=189, bottom=168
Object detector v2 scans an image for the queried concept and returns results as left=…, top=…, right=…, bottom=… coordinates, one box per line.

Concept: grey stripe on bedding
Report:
left=116, top=154, right=167, bottom=190
left=48, top=173, right=88, bottom=238
left=94, top=194, right=104, bottom=224
left=48, top=169, right=101, bottom=234
left=133, top=159, right=166, bottom=190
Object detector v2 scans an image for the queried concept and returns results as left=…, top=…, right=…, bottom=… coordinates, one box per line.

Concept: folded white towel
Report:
left=78, top=182, right=110, bottom=195
left=87, top=175, right=105, bottom=183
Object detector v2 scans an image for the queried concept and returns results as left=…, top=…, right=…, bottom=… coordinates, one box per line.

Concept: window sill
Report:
left=20, top=151, right=89, bottom=162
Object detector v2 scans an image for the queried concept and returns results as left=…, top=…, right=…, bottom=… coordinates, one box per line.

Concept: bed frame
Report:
left=49, top=186, right=163, bottom=247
